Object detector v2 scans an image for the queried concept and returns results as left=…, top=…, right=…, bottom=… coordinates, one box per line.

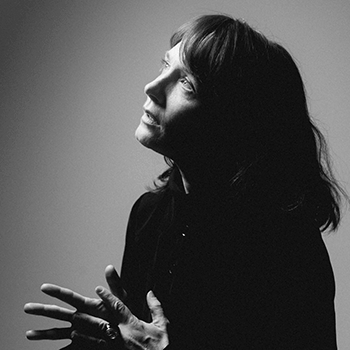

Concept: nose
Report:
left=144, top=74, right=168, bottom=107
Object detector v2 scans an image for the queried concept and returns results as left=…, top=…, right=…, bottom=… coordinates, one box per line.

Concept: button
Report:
left=169, top=261, right=178, bottom=275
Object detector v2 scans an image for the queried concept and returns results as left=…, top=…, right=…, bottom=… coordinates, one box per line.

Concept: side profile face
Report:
left=135, top=43, right=205, bottom=161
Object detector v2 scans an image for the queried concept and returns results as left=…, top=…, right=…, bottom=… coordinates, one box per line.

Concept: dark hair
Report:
left=153, top=14, right=347, bottom=232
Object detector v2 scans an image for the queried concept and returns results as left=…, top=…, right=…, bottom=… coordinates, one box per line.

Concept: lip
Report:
left=142, top=109, right=160, bottom=126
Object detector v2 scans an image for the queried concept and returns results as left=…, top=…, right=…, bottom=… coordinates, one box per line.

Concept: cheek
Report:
left=164, top=108, right=209, bottom=149
left=165, top=101, right=203, bottom=130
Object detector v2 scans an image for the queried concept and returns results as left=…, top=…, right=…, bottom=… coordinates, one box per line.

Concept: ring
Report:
left=104, top=323, right=120, bottom=340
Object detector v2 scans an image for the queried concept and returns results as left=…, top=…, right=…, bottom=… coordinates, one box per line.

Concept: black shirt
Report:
left=121, top=173, right=337, bottom=349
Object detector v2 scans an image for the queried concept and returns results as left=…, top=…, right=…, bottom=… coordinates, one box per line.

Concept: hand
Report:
left=24, top=283, right=120, bottom=349
left=24, top=266, right=169, bottom=350
left=101, top=266, right=169, bottom=350
left=96, top=286, right=169, bottom=350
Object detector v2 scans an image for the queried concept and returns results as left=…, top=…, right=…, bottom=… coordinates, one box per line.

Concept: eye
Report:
left=160, top=59, right=170, bottom=72
left=180, top=78, right=195, bottom=93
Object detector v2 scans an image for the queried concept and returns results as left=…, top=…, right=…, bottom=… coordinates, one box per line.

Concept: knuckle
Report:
left=99, top=321, right=108, bottom=332
left=96, top=299, right=107, bottom=314
left=71, top=311, right=79, bottom=323
left=112, top=299, right=124, bottom=313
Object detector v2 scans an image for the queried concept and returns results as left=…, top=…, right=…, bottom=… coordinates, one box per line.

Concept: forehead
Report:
left=166, top=43, right=181, bottom=60
left=166, top=43, right=192, bottom=75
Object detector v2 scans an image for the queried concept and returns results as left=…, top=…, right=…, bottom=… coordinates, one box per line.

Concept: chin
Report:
left=135, top=123, right=177, bottom=158
left=135, top=125, right=152, bottom=148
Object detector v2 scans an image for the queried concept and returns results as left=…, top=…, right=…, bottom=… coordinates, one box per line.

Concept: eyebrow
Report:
left=164, top=48, right=196, bottom=82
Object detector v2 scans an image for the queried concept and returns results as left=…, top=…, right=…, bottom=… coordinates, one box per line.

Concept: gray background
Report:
left=1, top=0, right=349, bottom=349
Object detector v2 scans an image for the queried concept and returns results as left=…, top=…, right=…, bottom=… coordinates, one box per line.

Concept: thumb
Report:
left=105, top=265, right=127, bottom=301
left=147, top=291, right=168, bottom=329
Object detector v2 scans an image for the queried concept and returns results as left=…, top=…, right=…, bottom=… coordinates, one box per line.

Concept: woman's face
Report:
left=135, top=43, right=206, bottom=161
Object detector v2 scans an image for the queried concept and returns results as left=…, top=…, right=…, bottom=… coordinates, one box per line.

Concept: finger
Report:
left=59, top=331, right=107, bottom=350
left=24, top=302, right=74, bottom=321
left=105, top=265, right=127, bottom=301
left=147, top=291, right=168, bottom=329
left=26, top=327, right=72, bottom=340
left=41, top=284, right=109, bottom=318
left=95, top=286, right=133, bottom=324
left=72, top=312, right=111, bottom=339
left=70, top=331, right=107, bottom=349
left=70, top=328, right=123, bottom=350
left=41, top=284, right=94, bottom=310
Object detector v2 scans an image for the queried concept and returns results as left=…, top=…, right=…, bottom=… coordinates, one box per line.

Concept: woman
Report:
left=25, top=14, right=346, bottom=349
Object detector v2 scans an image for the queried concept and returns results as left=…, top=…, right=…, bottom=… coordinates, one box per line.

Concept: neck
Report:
left=175, top=158, right=227, bottom=195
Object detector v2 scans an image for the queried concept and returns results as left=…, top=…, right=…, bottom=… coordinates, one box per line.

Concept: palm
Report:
left=24, top=266, right=169, bottom=350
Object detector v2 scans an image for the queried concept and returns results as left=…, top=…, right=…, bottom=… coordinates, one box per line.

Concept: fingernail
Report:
left=95, top=286, right=104, bottom=294
left=26, top=330, right=36, bottom=340
left=70, top=330, right=78, bottom=339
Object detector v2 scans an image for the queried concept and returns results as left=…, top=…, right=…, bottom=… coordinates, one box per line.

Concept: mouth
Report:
left=142, top=110, right=159, bottom=126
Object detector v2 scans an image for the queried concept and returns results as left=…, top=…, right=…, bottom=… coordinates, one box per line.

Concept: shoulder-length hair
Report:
left=153, top=14, right=347, bottom=232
